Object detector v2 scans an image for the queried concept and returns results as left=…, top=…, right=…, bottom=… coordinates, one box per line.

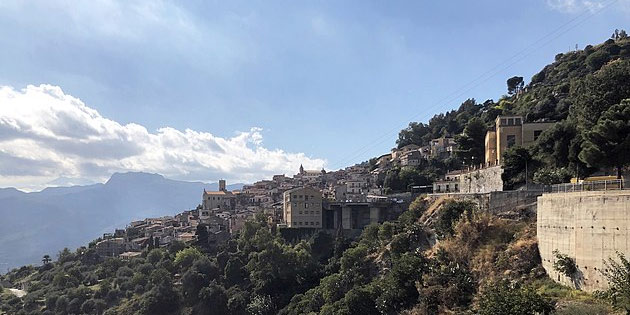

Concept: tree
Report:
left=174, top=247, right=203, bottom=269
left=586, top=49, right=611, bottom=70
left=579, top=100, right=630, bottom=178
left=196, top=224, right=209, bottom=248
left=455, top=117, right=486, bottom=165
left=602, top=252, right=630, bottom=313
left=572, top=60, right=630, bottom=129
left=195, top=282, right=229, bottom=315
left=57, top=248, right=73, bottom=264
left=507, top=76, right=524, bottom=95
left=502, top=147, right=535, bottom=190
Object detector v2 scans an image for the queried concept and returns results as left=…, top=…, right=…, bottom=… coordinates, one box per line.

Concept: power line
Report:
left=328, top=0, right=618, bottom=170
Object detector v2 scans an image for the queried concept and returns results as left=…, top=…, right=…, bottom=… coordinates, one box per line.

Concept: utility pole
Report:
left=525, top=159, right=528, bottom=191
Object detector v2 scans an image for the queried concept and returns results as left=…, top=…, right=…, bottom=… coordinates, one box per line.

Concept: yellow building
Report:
left=485, top=116, right=555, bottom=165
left=283, top=186, right=323, bottom=228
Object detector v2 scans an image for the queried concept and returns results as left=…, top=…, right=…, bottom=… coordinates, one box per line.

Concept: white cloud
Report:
left=546, top=0, right=613, bottom=13
left=0, top=84, right=326, bottom=191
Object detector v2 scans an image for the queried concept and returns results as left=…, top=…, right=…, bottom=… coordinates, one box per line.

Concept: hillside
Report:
left=386, top=35, right=630, bottom=192
left=0, top=197, right=617, bottom=315
left=0, top=172, right=242, bottom=270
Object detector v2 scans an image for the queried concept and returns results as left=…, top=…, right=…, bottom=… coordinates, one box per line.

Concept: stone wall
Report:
left=427, top=190, right=542, bottom=214
left=537, top=190, right=630, bottom=291
left=459, top=166, right=503, bottom=194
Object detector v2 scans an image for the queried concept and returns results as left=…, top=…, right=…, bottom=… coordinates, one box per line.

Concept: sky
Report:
left=0, top=0, right=628, bottom=191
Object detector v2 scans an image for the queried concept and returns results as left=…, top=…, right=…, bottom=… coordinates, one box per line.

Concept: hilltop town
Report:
left=91, top=112, right=558, bottom=261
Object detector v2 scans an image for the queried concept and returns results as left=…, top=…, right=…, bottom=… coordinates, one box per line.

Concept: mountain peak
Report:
left=105, top=172, right=166, bottom=186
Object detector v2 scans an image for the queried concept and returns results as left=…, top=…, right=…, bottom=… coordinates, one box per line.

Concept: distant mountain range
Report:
left=0, top=172, right=243, bottom=271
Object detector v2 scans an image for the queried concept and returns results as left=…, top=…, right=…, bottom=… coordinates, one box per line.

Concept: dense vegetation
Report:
left=2, top=198, right=618, bottom=314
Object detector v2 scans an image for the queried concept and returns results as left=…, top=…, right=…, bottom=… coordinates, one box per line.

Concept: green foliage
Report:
left=501, top=146, right=535, bottom=189
left=507, top=76, right=524, bottom=95
left=396, top=98, right=485, bottom=148
left=586, top=49, right=611, bottom=70
left=434, top=200, right=476, bottom=238
left=579, top=99, right=630, bottom=178
left=454, top=117, right=486, bottom=165
left=552, top=250, right=577, bottom=278
left=477, top=281, right=554, bottom=315
left=174, top=247, right=203, bottom=269
left=601, top=252, right=630, bottom=313
left=572, top=59, right=630, bottom=129
left=533, top=167, right=572, bottom=185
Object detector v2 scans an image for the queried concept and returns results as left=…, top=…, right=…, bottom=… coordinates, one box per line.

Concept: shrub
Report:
left=552, top=250, right=577, bottom=278
left=477, top=281, right=554, bottom=315
left=174, top=247, right=203, bottom=269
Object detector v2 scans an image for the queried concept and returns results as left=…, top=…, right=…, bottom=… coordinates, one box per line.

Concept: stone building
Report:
left=95, top=238, right=126, bottom=257
left=202, top=181, right=236, bottom=211
left=283, top=186, right=323, bottom=228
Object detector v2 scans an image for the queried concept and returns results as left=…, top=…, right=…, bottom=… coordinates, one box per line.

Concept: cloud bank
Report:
left=0, top=84, right=325, bottom=190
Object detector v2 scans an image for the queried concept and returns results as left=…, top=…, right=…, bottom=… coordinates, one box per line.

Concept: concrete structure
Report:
left=322, top=201, right=393, bottom=230
left=459, top=165, right=504, bottom=194
left=537, top=190, right=630, bottom=291
left=283, top=186, right=323, bottom=228
left=485, top=116, right=555, bottom=165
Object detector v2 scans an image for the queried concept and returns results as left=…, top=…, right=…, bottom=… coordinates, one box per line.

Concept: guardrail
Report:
left=549, top=179, right=624, bottom=193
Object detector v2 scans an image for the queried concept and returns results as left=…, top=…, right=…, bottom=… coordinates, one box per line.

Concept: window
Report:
left=507, top=135, right=516, bottom=148
left=534, top=130, right=542, bottom=141
left=507, top=118, right=514, bottom=125
left=305, top=203, right=309, bottom=208
left=501, top=118, right=507, bottom=125
left=515, top=118, right=521, bottom=125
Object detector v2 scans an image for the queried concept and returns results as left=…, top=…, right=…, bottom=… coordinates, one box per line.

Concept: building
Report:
left=202, top=181, right=236, bottom=211
left=430, top=136, right=456, bottom=159
left=485, top=116, right=555, bottom=165
left=95, top=238, right=126, bottom=257
left=433, top=170, right=462, bottom=193
left=283, top=186, right=323, bottom=228
left=400, top=150, right=424, bottom=167
left=391, top=144, right=420, bottom=160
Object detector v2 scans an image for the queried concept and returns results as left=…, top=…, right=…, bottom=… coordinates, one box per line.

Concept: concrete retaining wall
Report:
left=537, top=190, right=630, bottom=291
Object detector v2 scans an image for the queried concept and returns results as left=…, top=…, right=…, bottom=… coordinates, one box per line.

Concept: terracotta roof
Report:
left=203, top=190, right=233, bottom=195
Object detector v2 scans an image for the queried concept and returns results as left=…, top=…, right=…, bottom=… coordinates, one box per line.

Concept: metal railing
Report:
left=549, top=179, right=624, bottom=193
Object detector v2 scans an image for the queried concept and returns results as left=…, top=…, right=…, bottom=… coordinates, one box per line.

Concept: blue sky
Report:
left=0, top=0, right=628, bottom=189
